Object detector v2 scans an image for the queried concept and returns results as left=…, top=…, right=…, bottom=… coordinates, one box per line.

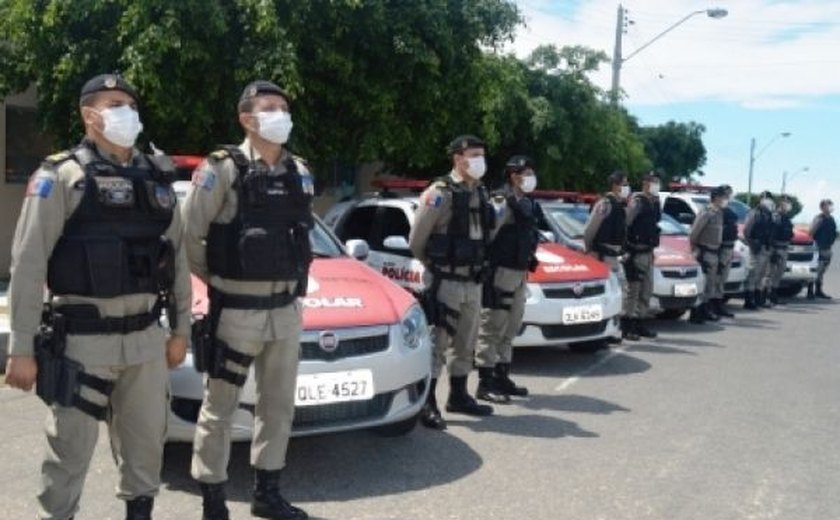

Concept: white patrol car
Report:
left=167, top=170, right=432, bottom=441
left=323, top=181, right=623, bottom=353
left=661, top=187, right=815, bottom=298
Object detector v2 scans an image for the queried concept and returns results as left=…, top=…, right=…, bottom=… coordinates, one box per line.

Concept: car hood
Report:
left=656, top=236, right=699, bottom=267
left=528, top=243, right=610, bottom=283
left=191, top=258, right=416, bottom=330
left=791, top=227, right=813, bottom=245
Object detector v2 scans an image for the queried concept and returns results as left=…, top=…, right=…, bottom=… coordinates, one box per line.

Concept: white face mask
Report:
left=520, top=175, right=537, bottom=193
left=256, top=110, right=293, bottom=144
left=99, top=105, right=143, bottom=148
left=619, top=185, right=631, bottom=199
left=721, top=198, right=730, bottom=208
left=760, top=198, right=775, bottom=211
left=781, top=202, right=792, bottom=213
left=827, top=204, right=835, bottom=214
left=465, top=156, right=486, bottom=179
left=649, top=182, right=661, bottom=196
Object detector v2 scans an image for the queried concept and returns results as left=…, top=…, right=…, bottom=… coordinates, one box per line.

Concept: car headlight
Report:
left=401, top=304, right=428, bottom=350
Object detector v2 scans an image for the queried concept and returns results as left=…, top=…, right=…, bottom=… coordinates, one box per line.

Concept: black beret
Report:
left=505, top=155, right=535, bottom=173
left=239, top=80, right=290, bottom=106
left=447, top=135, right=485, bottom=155
left=643, top=172, right=660, bottom=182
left=779, top=194, right=792, bottom=203
left=80, top=74, right=139, bottom=103
left=710, top=186, right=727, bottom=200
left=720, top=184, right=733, bottom=194
left=760, top=190, right=775, bottom=199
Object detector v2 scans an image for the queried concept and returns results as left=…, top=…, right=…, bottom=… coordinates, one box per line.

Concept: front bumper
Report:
left=781, top=246, right=818, bottom=284
left=167, top=324, right=432, bottom=442
left=513, top=278, right=622, bottom=347
left=651, top=266, right=702, bottom=312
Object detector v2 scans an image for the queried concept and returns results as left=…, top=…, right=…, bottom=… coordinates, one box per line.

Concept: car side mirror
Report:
left=539, top=230, right=557, bottom=243
left=383, top=235, right=410, bottom=251
left=345, top=239, right=370, bottom=261
left=677, top=212, right=695, bottom=225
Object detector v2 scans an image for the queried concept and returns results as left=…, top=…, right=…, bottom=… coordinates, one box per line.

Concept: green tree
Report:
left=637, top=120, right=707, bottom=184
left=735, top=192, right=803, bottom=219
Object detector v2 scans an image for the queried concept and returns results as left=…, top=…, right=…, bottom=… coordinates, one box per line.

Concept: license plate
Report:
left=791, top=264, right=810, bottom=275
left=295, top=370, right=375, bottom=407
left=561, top=304, right=603, bottom=325
left=674, top=283, right=698, bottom=297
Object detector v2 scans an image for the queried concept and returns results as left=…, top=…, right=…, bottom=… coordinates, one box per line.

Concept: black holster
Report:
left=191, top=290, right=254, bottom=387
left=419, top=273, right=459, bottom=336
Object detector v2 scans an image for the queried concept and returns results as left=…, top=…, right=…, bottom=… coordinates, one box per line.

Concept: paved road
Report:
left=2, top=261, right=839, bottom=520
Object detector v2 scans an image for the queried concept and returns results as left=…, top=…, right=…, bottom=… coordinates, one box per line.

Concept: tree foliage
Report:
left=637, top=121, right=707, bottom=185
left=735, top=192, right=803, bottom=219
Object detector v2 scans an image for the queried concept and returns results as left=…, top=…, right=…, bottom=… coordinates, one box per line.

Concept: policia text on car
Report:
left=5, top=74, right=192, bottom=520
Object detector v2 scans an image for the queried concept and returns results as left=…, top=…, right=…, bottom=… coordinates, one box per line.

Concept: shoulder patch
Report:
left=422, top=187, right=444, bottom=208
left=300, top=173, right=315, bottom=195
left=191, top=164, right=216, bottom=190
left=26, top=173, right=55, bottom=198
left=597, top=201, right=609, bottom=216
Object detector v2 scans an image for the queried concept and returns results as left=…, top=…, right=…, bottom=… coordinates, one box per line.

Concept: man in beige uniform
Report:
left=4, top=74, right=191, bottom=520
left=583, top=171, right=630, bottom=339
left=689, top=186, right=725, bottom=324
left=183, top=81, right=311, bottom=520
left=409, top=135, right=504, bottom=430
left=476, top=156, right=541, bottom=403
left=624, top=174, right=662, bottom=340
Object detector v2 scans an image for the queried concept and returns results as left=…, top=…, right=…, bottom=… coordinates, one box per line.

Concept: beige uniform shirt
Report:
left=690, top=206, right=724, bottom=250
left=8, top=144, right=193, bottom=366
left=408, top=171, right=504, bottom=273
left=181, top=139, right=312, bottom=343
left=583, top=193, right=626, bottom=255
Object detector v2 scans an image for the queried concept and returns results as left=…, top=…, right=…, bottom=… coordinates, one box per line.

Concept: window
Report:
left=337, top=206, right=377, bottom=244
left=378, top=207, right=412, bottom=257
left=5, top=105, right=55, bottom=183
left=663, top=197, right=695, bottom=224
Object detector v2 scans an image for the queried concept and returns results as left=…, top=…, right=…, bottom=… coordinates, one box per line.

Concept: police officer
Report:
left=183, top=81, right=311, bottom=520
left=689, top=186, right=725, bottom=323
left=809, top=199, right=837, bottom=299
left=475, top=155, right=541, bottom=404
left=583, top=171, right=630, bottom=338
left=712, top=185, right=737, bottom=318
left=743, top=191, right=776, bottom=309
left=624, top=173, right=661, bottom=340
left=409, top=135, right=502, bottom=430
left=768, top=194, right=795, bottom=305
left=5, top=74, right=192, bottom=520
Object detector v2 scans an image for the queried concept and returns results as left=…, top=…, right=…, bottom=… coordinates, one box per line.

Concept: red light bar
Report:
left=371, top=179, right=431, bottom=191
left=171, top=155, right=203, bottom=171
left=531, top=190, right=599, bottom=204
left=668, top=182, right=715, bottom=193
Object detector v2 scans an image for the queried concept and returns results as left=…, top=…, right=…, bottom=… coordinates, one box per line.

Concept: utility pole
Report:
left=747, top=137, right=756, bottom=203
left=610, top=4, right=625, bottom=105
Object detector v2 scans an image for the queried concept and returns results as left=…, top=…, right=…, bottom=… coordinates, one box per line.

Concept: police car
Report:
left=323, top=180, right=623, bottom=353
left=534, top=193, right=711, bottom=319
left=166, top=164, right=432, bottom=441
left=661, top=185, right=816, bottom=297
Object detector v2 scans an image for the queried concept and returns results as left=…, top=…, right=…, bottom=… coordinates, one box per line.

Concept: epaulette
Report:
left=43, top=150, right=74, bottom=167
left=209, top=149, right=231, bottom=162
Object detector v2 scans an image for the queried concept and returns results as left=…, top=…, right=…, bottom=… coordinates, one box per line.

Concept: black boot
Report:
left=714, top=299, right=735, bottom=318
left=635, top=319, right=658, bottom=339
left=446, top=376, right=493, bottom=416
left=420, top=378, right=446, bottom=430
left=760, top=289, right=773, bottom=308
left=200, top=482, right=230, bottom=520
left=125, top=496, right=153, bottom=520
left=621, top=317, right=640, bottom=341
left=816, top=283, right=832, bottom=299
left=744, top=290, right=758, bottom=309
left=476, top=367, right=511, bottom=404
left=703, top=302, right=721, bottom=321
left=807, top=283, right=816, bottom=300
left=689, top=306, right=706, bottom=324
left=252, top=469, right=308, bottom=520
left=495, top=363, right=528, bottom=397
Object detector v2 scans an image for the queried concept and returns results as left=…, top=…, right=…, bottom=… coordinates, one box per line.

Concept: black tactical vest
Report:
left=205, top=146, right=313, bottom=282
left=47, top=142, right=176, bottom=298
left=490, top=191, right=539, bottom=270
left=627, top=193, right=661, bottom=249
left=594, top=194, right=627, bottom=253
left=747, top=207, right=774, bottom=246
left=425, top=176, right=495, bottom=270
left=813, top=215, right=837, bottom=249
left=773, top=214, right=794, bottom=245
left=722, top=207, right=739, bottom=244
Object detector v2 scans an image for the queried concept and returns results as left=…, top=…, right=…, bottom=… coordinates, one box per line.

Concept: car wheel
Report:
left=776, top=284, right=803, bottom=298
left=372, top=413, right=419, bottom=437
left=568, top=339, right=609, bottom=354
left=657, top=309, right=687, bottom=320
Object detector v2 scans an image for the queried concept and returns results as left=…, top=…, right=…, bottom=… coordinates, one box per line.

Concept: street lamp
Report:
left=747, top=132, right=791, bottom=201
left=781, top=166, right=809, bottom=195
left=610, top=5, right=728, bottom=105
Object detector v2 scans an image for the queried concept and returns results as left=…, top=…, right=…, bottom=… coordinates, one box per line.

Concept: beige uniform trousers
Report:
left=600, top=255, right=628, bottom=314
left=715, top=246, right=735, bottom=298
left=769, top=247, right=789, bottom=289
left=431, top=279, right=482, bottom=378
left=38, top=351, right=168, bottom=520
left=699, top=249, right=721, bottom=301
left=476, top=267, right=527, bottom=368
left=191, top=304, right=301, bottom=483
left=746, top=247, right=772, bottom=291
left=624, top=251, right=654, bottom=319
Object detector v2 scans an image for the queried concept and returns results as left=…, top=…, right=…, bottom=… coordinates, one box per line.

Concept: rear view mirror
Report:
left=383, top=235, right=410, bottom=251
left=345, top=239, right=370, bottom=261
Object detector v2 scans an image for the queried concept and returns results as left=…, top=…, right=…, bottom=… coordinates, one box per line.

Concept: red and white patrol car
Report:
left=323, top=180, right=623, bottom=353
left=166, top=161, right=432, bottom=441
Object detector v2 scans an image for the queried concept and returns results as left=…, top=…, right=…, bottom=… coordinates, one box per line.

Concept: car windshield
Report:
left=546, top=205, right=589, bottom=238
left=728, top=199, right=750, bottom=223
left=692, top=197, right=710, bottom=212
left=659, top=213, right=688, bottom=235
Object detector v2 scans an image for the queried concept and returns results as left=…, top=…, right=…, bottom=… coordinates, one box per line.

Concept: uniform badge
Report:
left=423, top=189, right=443, bottom=208
left=26, top=175, right=54, bottom=198
left=192, top=167, right=216, bottom=190
left=300, top=174, right=315, bottom=196
left=155, top=185, right=176, bottom=209
left=104, top=76, right=117, bottom=88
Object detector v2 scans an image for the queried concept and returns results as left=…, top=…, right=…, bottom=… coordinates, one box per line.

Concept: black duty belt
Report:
left=720, top=242, right=736, bottom=250
left=697, top=245, right=720, bottom=253
left=772, top=242, right=790, bottom=249
left=57, top=306, right=160, bottom=335
left=216, top=290, right=297, bottom=310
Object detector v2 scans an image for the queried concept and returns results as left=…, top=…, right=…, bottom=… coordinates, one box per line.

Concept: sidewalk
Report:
left=0, top=280, right=8, bottom=369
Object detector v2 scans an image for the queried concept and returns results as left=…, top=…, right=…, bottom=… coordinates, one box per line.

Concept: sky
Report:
left=509, top=0, right=840, bottom=222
